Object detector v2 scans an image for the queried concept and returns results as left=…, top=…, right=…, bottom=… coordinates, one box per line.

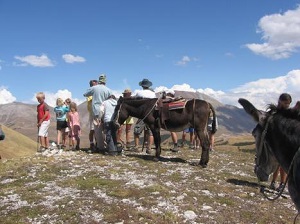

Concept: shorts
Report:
left=89, top=114, right=94, bottom=131
left=124, top=116, right=134, bottom=125
left=134, top=120, right=152, bottom=136
left=56, top=120, right=68, bottom=130
left=38, top=120, right=50, bottom=137
left=207, top=116, right=218, bottom=132
left=183, top=127, right=194, bottom=133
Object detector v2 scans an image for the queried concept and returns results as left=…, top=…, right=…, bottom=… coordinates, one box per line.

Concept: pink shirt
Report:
left=69, top=111, right=80, bottom=127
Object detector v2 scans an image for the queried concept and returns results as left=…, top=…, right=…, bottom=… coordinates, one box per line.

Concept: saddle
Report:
left=156, top=97, right=187, bottom=129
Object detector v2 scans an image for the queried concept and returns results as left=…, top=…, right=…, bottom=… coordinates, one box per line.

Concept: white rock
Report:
left=184, top=210, right=197, bottom=220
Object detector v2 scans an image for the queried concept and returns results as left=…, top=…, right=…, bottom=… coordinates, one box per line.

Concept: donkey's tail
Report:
left=209, top=103, right=217, bottom=134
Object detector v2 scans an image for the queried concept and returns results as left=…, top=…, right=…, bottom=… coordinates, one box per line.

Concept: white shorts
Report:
left=89, top=114, right=94, bottom=131
left=38, top=120, right=50, bottom=137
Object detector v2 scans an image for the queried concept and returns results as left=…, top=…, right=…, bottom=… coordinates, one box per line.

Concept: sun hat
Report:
left=139, top=78, right=152, bottom=88
left=122, top=88, right=132, bottom=94
left=99, top=74, right=106, bottom=84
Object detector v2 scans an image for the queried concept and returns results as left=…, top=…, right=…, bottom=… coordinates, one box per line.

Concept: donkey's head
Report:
left=238, top=98, right=278, bottom=182
left=112, top=96, right=128, bottom=129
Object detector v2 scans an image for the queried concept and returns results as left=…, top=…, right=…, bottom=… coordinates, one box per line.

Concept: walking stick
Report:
left=37, top=128, right=40, bottom=152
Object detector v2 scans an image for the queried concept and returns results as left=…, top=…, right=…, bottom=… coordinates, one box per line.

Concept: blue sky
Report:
left=1, top=0, right=300, bottom=109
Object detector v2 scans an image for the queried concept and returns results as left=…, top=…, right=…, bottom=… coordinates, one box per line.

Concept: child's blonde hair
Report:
left=56, top=98, right=64, bottom=106
left=70, top=102, right=78, bottom=111
left=36, top=92, right=45, bottom=99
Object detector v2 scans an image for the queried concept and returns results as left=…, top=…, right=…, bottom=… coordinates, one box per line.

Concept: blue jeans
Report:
left=104, top=122, right=117, bottom=152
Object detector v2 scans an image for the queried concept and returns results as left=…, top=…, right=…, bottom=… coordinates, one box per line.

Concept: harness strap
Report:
left=135, top=99, right=158, bottom=125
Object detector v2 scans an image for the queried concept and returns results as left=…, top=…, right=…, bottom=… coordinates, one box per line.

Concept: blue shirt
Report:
left=83, top=84, right=113, bottom=117
left=54, top=105, right=69, bottom=121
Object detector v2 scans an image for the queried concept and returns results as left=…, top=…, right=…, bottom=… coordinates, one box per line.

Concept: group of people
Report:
left=83, top=76, right=157, bottom=155
left=82, top=75, right=219, bottom=156
left=36, top=92, right=81, bottom=152
left=36, top=73, right=219, bottom=156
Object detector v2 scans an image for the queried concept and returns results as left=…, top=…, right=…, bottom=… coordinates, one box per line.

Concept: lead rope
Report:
left=260, top=146, right=300, bottom=224
left=261, top=146, right=300, bottom=199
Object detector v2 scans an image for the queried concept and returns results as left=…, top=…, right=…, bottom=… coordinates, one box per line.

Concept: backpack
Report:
left=0, top=126, right=5, bottom=141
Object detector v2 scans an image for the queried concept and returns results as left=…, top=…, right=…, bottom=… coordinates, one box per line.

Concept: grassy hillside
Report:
left=0, top=125, right=37, bottom=159
left=0, top=134, right=297, bottom=223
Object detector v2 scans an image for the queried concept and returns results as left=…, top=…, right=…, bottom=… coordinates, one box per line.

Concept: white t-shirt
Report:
left=134, top=89, right=156, bottom=98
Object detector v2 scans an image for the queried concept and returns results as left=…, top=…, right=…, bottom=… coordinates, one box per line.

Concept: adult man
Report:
left=83, top=74, right=112, bottom=152
left=132, top=78, right=156, bottom=153
left=86, top=80, right=98, bottom=151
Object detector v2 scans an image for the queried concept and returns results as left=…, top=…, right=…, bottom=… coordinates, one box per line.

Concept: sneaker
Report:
left=37, top=146, right=46, bottom=153
left=276, top=182, right=285, bottom=192
left=126, top=142, right=131, bottom=148
left=269, top=181, right=276, bottom=190
left=180, top=141, right=186, bottom=148
left=107, top=151, right=118, bottom=156
left=146, top=148, right=152, bottom=154
left=90, top=143, right=95, bottom=150
left=170, top=145, right=179, bottom=152
left=129, top=146, right=139, bottom=152
left=189, top=145, right=195, bottom=149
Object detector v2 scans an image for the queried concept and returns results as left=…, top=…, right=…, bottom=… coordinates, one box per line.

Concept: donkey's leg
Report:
left=151, top=128, right=161, bottom=161
left=288, top=178, right=300, bottom=212
left=197, top=130, right=210, bottom=168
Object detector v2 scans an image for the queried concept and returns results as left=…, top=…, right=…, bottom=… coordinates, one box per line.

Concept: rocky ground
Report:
left=0, top=137, right=298, bottom=224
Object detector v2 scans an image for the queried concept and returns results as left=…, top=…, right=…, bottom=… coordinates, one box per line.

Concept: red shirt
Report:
left=37, top=102, right=50, bottom=122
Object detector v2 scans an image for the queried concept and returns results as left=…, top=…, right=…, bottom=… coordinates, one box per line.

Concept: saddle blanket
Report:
left=168, top=100, right=186, bottom=110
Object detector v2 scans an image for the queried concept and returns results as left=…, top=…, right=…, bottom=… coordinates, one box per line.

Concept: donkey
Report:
left=239, top=98, right=300, bottom=212
left=113, top=97, right=217, bottom=167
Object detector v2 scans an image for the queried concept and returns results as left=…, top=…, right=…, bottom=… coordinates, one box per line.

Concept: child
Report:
left=36, top=92, right=51, bottom=152
left=54, top=98, right=69, bottom=149
left=100, top=95, right=119, bottom=155
left=68, top=102, right=81, bottom=150
left=64, top=98, right=72, bottom=148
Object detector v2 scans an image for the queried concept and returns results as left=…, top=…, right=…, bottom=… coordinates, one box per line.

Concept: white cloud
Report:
left=14, top=54, right=54, bottom=67
left=155, top=70, right=300, bottom=109
left=31, top=89, right=85, bottom=107
left=0, top=87, right=16, bottom=104
left=245, top=6, right=300, bottom=59
left=176, top=56, right=191, bottom=66
left=62, top=54, right=86, bottom=64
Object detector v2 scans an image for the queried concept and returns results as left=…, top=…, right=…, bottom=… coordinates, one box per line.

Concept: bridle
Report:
left=255, top=115, right=273, bottom=167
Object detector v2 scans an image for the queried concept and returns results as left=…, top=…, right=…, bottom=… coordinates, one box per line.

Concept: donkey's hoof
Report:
left=199, top=162, right=207, bottom=168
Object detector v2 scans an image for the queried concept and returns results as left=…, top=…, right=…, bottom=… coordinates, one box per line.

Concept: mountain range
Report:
left=0, top=91, right=255, bottom=147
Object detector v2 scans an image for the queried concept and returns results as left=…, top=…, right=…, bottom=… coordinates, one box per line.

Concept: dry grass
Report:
left=0, top=135, right=297, bottom=224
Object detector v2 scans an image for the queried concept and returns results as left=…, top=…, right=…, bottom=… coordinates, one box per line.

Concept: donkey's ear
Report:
left=238, top=98, right=261, bottom=122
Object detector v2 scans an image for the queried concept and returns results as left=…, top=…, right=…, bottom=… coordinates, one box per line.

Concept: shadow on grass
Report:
left=227, top=178, right=261, bottom=188
left=126, top=153, right=187, bottom=163
left=233, top=141, right=254, bottom=146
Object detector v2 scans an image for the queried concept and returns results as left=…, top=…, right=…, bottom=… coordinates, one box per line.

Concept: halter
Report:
left=256, top=115, right=273, bottom=166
